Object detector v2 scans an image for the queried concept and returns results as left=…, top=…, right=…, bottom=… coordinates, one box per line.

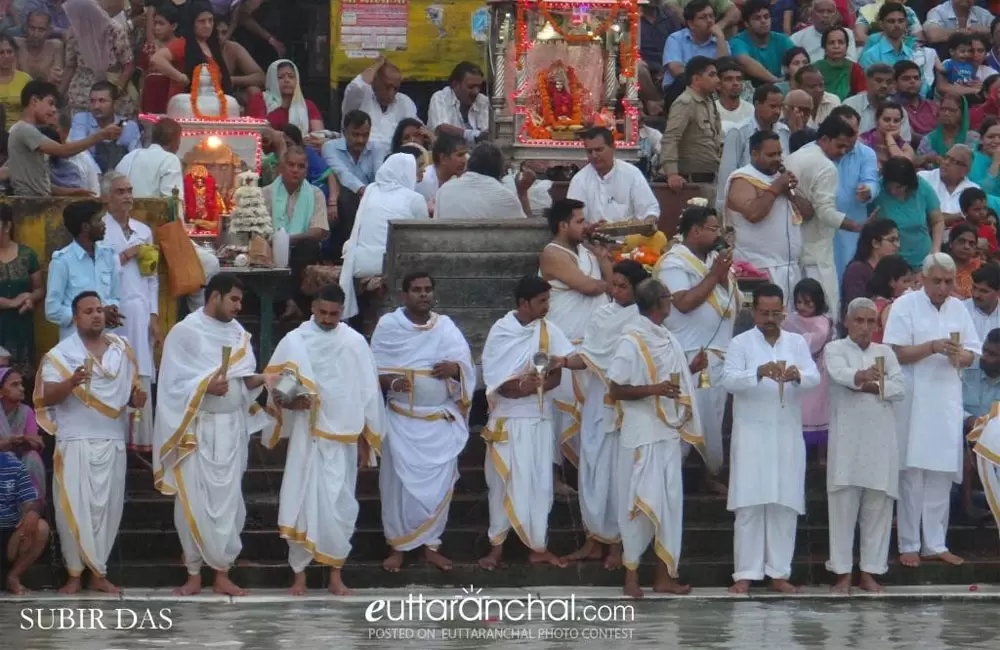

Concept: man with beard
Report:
left=68, top=82, right=141, bottom=173
left=263, top=283, right=385, bottom=595
left=371, top=273, right=474, bottom=574
left=785, top=116, right=863, bottom=324
left=101, top=173, right=158, bottom=451
left=724, top=130, right=810, bottom=299
left=608, top=279, right=706, bottom=598
left=36, top=291, right=144, bottom=594
left=428, top=61, right=490, bottom=144
left=963, top=264, right=1000, bottom=342
left=154, top=274, right=270, bottom=597
left=342, top=55, right=419, bottom=145
left=45, top=200, right=123, bottom=340
left=884, top=253, right=979, bottom=569
left=722, top=283, right=820, bottom=594
left=965, top=329, right=1000, bottom=532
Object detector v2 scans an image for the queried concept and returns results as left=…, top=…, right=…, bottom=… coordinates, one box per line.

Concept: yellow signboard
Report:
left=330, top=0, right=487, bottom=82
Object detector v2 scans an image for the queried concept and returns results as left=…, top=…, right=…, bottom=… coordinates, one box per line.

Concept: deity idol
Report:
left=184, top=165, right=226, bottom=233
left=548, top=64, right=574, bottom=121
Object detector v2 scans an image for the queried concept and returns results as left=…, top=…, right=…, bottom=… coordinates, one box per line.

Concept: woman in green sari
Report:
left=969, top=117, right=1000, bottom=197
left=813, top=26, right=866, bottom=101
left=917, top=95, right=978, bottom=166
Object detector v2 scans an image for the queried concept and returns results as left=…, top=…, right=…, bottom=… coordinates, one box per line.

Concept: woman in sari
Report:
left=917, top=95, right=978, bottom=165
left=246, top=59, right=323, bottom=134
left=61, top=0, right=136, bottom=115
left=813, top=26, right=865, bottom=101
left=969, top=116, right=1000, bottom=197
left=0, top=368, right=43, bottom=504
left=860, top=101, right=915, bottom=169
left=948, top=222, right=983, bottom=299
left=151, top=1, right=232, bottom=102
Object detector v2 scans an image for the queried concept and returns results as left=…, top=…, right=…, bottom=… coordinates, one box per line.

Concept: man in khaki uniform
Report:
left=660, top=56, right=723, bottom=207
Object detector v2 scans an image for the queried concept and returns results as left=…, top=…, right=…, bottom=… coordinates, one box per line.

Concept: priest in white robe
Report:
left=566, top=260, right=650, bottom=570
left=969, top=405, right=1000, bottom=542
left=479, top=276, right=574, bottom=570
left=883, top=253, right=979, bottom=568
left=825, top=298, right=904, bottom=594
left=263, top=284, right=384, bottom=595
left=153, top=274, right=269, bottom=597
left=101, top=172, right=158, bottom=451
left=35, top=291, right=144, bottom=594
left=722, top=282, right=821, bottom=594
left=608, top=279, right=705, bottom=598
left=658, top=204, right=740, bottom=485
left=538, top=198, right=612, bottom=508
left=371, top=273, right=474, bottom=574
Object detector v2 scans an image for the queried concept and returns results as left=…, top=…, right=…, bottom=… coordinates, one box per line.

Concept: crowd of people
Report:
left=3, top=0, right=1000, bottom=602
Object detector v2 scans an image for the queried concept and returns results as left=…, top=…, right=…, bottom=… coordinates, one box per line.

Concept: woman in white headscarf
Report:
left=257, top=59, right=324, bottom=135
left=62, top=0, right=136, bottom=115
left=340, top=152, right=429, bottom=322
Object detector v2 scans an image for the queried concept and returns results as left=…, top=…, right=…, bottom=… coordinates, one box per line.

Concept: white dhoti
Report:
left=578, top=378, right=620, bottom=544
left=484, top=417, right=554, bottom=551
left=732, top=504, right=798, bottom=581
left=174, top=408, right=249, bottom=574
left=618, top=438, right=683, bottom=576
left=897, top=468, right=954, bottom=556
left=53, top=439, right=126, bottom=577
left=972, top=414, right=1000, bottom=537
left=129, top=376, right=154, bottom=451
left=826, top=487, right=894, bottom=575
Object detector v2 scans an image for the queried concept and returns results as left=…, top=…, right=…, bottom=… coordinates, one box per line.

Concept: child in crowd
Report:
left=939, top=32, right=978, bottom=89
left=783, top=278, right=832, bottom=464
left=958, top=187, right=998, bottom=254
left=868, top=254, right=916, bottom=342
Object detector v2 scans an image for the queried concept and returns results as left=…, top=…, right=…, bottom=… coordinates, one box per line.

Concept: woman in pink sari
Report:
left=783, top=278, right=833, bottom=461
left=0, top=368, right=43, bottom=504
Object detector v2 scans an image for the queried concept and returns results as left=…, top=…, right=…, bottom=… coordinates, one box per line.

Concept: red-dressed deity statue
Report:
left=184, top=164, right=225, bottom=233
left=548, top=65, right=574, bottom=120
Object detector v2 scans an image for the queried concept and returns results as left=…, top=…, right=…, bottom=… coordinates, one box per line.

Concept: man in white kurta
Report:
left=963, top=264, right=1000, bottom=343
left=607, top=279, right=704, bottom=598
left=35, top=292, right=143, bottom=594
left=371, top=274, right=475, bottom=573
left=658, top=205, right=740, bottom=482
left=479, top=276, right=574, bottom=570
left=263, top=285, right=385, bottom=595
left=883, top=254, right=979, bottom=568
left=153, top=275, right=269, bottom=597
left=565, top=128, right=660, bottom=225
left=969, top=406, right=1000, bottom=542
left=539, top=198, right=612, bottom=508
left=825, top=298, right=905, bottom=594
left=722, top=283, right=821, bottom=594
left=102, top=172, right=158, bottom=451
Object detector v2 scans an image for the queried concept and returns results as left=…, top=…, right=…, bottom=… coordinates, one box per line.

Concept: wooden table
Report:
left=222, top=266, right=291, bottom=365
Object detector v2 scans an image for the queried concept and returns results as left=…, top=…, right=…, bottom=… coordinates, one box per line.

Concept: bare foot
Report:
left=58, top=576, right=82, bottom=594
left=288, top=572, right=307, bottom=596
left=729, top=580, right=751, bottom=594
left=88, top=576, right=121, bottom=594
left=529, top=550, right=568, bottom=568
left=423, top=548, right=453, bottom=572
left=561, top=539, right=602, bottom=563
left=382, top=550, right=404, bottom=573
left=769, top=579, right=800, bottom=594
left=831, top=574, right=852, bottom=594
left=604, top=544, right=623, bottom=571
left=925, top=551, right=964, bottom=566
left=859, top=572, right=884, bottom=593
left=899, top=552, right=921, bottom=568
left=623, top=571, right=644, bottom=599
left=478, top=547, right=502, bottom=571
left=212, top=573, right=248, bottom=597
left=5, top=575, right=29, bottom=595
left=653, top=577, right=692, bottom=595
left=328, top=569, right=351, bottom=596
left=173, top=575, right=202, bottom=596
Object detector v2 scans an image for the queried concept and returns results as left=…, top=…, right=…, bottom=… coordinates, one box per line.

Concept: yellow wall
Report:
left=7, top=198, right=175, bottom=365
left=330, top=0, right=486, bottom=82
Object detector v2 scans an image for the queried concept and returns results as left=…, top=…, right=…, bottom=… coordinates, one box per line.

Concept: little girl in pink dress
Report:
left=783, top=278, right=833, bottom=460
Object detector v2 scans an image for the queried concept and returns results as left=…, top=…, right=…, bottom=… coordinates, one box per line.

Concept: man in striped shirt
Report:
left=0, top=452, right=49, bottom=594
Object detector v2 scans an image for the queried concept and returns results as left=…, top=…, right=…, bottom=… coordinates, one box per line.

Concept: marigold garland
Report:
left=190, top=62, right=228, bottom=120
left=536, top=65, right=584, bottom=129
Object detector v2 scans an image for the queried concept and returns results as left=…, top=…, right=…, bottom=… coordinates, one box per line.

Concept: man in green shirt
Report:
left=729, top=0, right=795, bottom=85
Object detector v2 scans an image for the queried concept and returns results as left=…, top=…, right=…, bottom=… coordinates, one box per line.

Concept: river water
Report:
left=3, top=595, right=999, bottom=650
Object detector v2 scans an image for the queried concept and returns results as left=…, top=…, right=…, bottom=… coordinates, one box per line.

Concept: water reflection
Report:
left=2, top=599, right=999, bottom=649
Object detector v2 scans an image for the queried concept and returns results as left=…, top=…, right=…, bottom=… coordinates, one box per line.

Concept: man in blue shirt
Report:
left=44, top=200, right=121, bottom=340
left=661, top=0, right=728, bottom=101
left=729, top=0, right=795, bottom=84
left=67, top=81, right=141, bottom=174
left=0, top=452, right=48, bottom=595
left=859, top=3, right=936, bottom=97
left=829, top=105, right=880, bottom=279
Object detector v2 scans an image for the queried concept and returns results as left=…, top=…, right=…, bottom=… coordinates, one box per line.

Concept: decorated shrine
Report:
left=488, top=0, right=641, bottom=162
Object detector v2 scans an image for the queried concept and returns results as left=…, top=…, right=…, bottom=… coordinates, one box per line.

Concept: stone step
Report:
left=19, top=555, right=1000, bottom=591
left=102, top=524, right=999, bottom=565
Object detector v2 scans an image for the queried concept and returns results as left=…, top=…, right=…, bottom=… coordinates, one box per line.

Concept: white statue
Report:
left=167, top=64, right=240, bottom=120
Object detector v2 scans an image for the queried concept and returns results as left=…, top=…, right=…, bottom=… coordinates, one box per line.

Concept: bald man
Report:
left=342, top=56, right=419, bottom=144
left=783, top=90, right=818, bottom=154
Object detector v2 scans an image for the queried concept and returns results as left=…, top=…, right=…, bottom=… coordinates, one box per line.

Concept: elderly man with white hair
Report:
left=883, top=253, right=980, bottom=569
left=825, top=297, right=905, bottom=594
left=917, top=145, right=979, bottom=224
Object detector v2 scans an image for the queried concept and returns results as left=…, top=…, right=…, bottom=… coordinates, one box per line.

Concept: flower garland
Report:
left=536, top=66, right=584, bottom=128
left=618, top=0, right=638, bottom=79
left=190, top=62, right=228, bottom=120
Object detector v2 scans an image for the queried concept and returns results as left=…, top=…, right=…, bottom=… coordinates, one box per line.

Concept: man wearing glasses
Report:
left=917, top=144, right=980, bottom=226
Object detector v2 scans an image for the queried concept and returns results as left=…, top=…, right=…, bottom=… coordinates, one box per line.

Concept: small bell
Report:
left=698, top=370, right=712, bottom=389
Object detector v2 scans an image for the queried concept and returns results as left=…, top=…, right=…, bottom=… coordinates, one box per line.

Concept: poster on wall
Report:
left=330, top=0, right=485, bottom=81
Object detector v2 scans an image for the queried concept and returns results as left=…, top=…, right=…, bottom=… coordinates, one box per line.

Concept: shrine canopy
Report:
left=488, top=0, right=641, bottom=162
